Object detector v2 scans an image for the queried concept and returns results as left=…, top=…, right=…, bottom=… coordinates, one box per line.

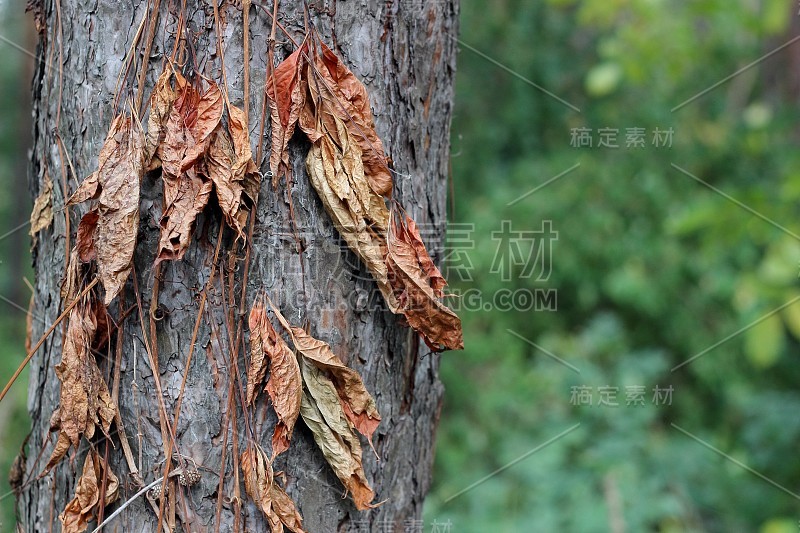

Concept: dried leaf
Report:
left=268, top=41, right=308, bottom=184
left=60, top=248, right=82, bottom=303
left=157, top=80, right=222, bottom=262
left=29, top=172, right=53, bottom=236
left=47, top=302, right=116, bottom=471
left=304, top=115, right=398, bottom=312
left=270, top=481, right=306, bottom=533
left=228, top=103, right=259, bottom=185
left=75, top=210, right=99, bottom=262
left=241, top=443, right=273, bottom=519
left=247, top=302, right=267, bottom=405
left=247, top=299, right=302, bottom=456
left=386, top=209, right=463, bottom=351
left=43, top=431, right=70, bottom=476
left=271, top=305, right=380, bottom=444
left=299, top=359, right=376, bottom=510
left=241, top=444, right=305, bottom=532
left=205, top=125, right=245, bottom=237
left=299, top=40, right=392, bottom=197
left=145, top=69, right=181, bottom=167
left=205, top=103, right=260, bottom=242
left=66, top=172, right=99, bottom=206
left=67, top=115, right=145, bottom=304
left=59, top=450, right=119, bottom=533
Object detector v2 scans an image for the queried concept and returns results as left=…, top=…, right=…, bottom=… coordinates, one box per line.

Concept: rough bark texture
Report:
left=19, top=0, right=457, bottom=531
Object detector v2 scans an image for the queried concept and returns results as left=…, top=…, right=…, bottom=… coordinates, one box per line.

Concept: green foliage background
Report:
left=1, top=1, right=800, bottom=531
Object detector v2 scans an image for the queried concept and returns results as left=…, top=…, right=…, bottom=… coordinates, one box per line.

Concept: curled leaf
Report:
left=67, top=115, right=145, bottom=304
left=299, top=359, right=376, bottom=511
left=387, top=208, right=463, bottom=351
left=145, top=69, right=181, bottom=167
left=271, top=304, right=380, bottom=445
left=247, top=298, right=302, bottom=455
left=299, top=40, right=392, bottom=197
left=267, top=40, right=308, bottom=185
left=59, top=450, right=119, bottom=533
left=304, top=114, right=398, bottom=312
left=241, top=444, right=306, bottom=533
left=46, top=301, right=115, bottom=471
left=157, top=79, right=222, bottom=262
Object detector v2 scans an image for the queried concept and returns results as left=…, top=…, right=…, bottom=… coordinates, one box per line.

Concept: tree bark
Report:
left=19, top=0, right=458, bottom=531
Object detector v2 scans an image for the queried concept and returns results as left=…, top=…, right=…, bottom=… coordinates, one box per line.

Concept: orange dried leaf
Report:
left=247, top=299, right=302, bottom=456
left=386, top=209, right=463, bottom=351
left=59, top=450, right=119, bottom=533
left=157, top=79, right=221, bottom=263
left=268, top=41, right=308, bottom=184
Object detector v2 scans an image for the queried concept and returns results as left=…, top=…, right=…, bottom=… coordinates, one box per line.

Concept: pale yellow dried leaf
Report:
left=299, top=359, right=376, bottom=510
left=29, top=172, right=53, bottom=236
left=271, top=305, right=379, bottom=443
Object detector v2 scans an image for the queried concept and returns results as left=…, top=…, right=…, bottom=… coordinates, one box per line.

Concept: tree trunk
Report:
left=19, top=1, right=458, bottom=531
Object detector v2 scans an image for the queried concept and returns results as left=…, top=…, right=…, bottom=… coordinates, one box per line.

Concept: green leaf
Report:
left=744, top=313, right=784, bottom=368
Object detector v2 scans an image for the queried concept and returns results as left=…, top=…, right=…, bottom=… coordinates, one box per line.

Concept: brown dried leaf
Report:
left=205, top=103, right=260, bottom=242
left=228, top=103, right=258, bottom=184
left=145, top=69, right=180, bottom=167
left=66, top=172, right=99, bottom=206
left=60, top=248, right=82, bottom=303
left=247, top=299, right=302, bottom=456
left=299, top=359, right=376, bottom=510
left=157, top=80, right=221, bottom=263
left=43, top=431, right=70, bottom=476
left=50, top=302, right=115, bottom=466
left=241, top=443, right=273, bottom=519
left=205, top=125, right=245, bottom=238
left=300, top=40, right=392, bottom=197
left=270, top=480, right=306, bottom=533
left=95, top=116, right=144, bottom=304
left=75, top=210, right=99, bottom=263
left=67, top=115, right=145, bottom=304
left=246, top=302, right=267, bottom=405
left=304, top=115, right=398, bottom=312
left=271, top=305, right=380, bottom=444
left=156, top=168, right=212, bottom=263
left=386, top=209, right=463, bottom=351
left=241, top=444, right=305, bottom=532
left=268, top=41, right=308, bottom=184
left=59, top=450, right=119, bottom=533
left=29, top=172, right=53, bottom=236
